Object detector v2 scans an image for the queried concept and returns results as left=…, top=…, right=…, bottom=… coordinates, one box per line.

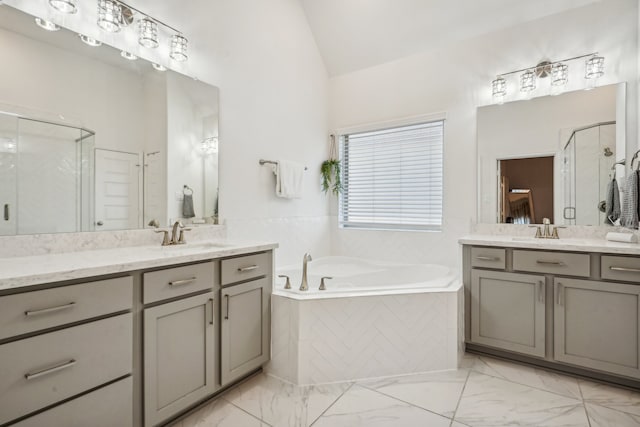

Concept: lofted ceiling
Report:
left=298, top=0, right=601, bottom=76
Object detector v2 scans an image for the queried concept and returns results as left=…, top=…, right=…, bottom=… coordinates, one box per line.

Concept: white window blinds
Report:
left=339, top=120, right=444, bottom=231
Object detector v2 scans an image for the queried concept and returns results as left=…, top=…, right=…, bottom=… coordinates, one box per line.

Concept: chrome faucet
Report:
left=300, top=253, right=312, bottom=291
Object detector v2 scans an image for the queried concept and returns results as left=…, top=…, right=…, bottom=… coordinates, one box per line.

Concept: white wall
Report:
left=181, top=0, right=331, bottom=266
left=329, top=0, right=638, bottom=268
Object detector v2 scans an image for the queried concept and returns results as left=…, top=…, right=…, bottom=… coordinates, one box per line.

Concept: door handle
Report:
left=208, top=298, right=214, bottom=325
left=96, top=220, right=104, bottom=226
left=3, top=204, right=8, bottom=221
left=538, top=281, right=544, bottom=303
left=224, top=294, right=229, bottom=320
left=556, top=283, right=564, bottom=306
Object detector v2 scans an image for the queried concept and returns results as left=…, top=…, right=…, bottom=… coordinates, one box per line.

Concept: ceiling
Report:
left=298, top=0, right=601, bottom=76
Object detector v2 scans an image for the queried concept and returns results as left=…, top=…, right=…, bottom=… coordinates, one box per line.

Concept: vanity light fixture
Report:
left=97, top=0, right=122, bottom=33
left=152, top=63, right=167, bottom=71
left=120, top=50, right=137, bottom=60
left=585, top=55, right=604, bottom=79
left=35, top=17, right=60, bottom=31
left=170, top=34, right=188, bottom=61
left=490, top=52, right=604, bottom=102
left=78, top=33, right=102, bottom=47
left=49, top=0, right=77, bottom=14
left=550, top=63, right=568, bottom=86
left=519, top=70, right=536, bottom=93
left=138, top=18, right=159, bottom=49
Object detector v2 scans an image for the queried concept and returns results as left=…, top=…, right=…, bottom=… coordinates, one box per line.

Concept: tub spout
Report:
left=300, top=253, right=312, bottom=291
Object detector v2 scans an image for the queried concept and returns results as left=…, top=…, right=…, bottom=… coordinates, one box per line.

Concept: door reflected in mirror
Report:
left=499, top=157, right=554, bottom=224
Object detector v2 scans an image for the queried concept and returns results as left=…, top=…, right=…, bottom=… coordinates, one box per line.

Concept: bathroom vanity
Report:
left=0, top=241, right=275, bottom=427
left=461, top=235, right=640, bottom=388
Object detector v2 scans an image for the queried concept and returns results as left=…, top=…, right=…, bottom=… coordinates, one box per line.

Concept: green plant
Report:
left=321, top=159, right=342, bottom=195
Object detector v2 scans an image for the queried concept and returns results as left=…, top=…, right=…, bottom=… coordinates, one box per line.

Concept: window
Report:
left=339, top=120, right=444, bottom=231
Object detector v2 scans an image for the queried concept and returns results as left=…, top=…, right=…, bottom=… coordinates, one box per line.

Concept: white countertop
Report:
left=459, top=235, right=640, bottom=255
left=0, top=240, right=278, bottom=291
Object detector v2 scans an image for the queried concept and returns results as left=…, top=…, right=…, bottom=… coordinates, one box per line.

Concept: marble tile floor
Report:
left=171, top=353, right=640, bottom=427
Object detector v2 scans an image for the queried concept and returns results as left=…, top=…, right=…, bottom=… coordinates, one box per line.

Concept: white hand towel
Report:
left=274, top=160, right=304, bottom=199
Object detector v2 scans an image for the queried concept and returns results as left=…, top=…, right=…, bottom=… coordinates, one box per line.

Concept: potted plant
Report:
left=321, top=135, right=342, bottom=195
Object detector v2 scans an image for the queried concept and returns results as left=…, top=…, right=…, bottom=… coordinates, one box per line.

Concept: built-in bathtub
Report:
left=268, top=256, right=464, bottom=385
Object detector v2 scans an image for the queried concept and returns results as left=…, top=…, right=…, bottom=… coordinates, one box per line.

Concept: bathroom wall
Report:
left=329, top=0, right=638, bottom=268
left=182, top=0, right=331, bottom=266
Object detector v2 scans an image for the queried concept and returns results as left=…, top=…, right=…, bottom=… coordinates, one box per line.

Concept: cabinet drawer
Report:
left=471, top=247, right=506, bottom=269
left=143, top=261, right=214, bottom=304
left=221, top=252, right=270, bottom=286
left=601, top=256, right=640, bottom=282
left=0, top=276, right=132, bottom=341
left=13, top=376, right=132, bottom=427
left=0, top=313, right=132, bottom=425
left=513, top=250, right=590, bottom=277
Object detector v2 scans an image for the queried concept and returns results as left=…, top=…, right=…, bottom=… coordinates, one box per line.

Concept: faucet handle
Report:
left=319, top=276, right=333, bottom=291
left=178, top=228, right=192, bottom=244
left=543, top=218, right=551, bottom=225
left=551, top=226, right=566, bottom=239
left=528, top=225, right=542, bottom=238
left=278, top=275, right=292, bottom=289
left=154, top=229, right=170, bottom=246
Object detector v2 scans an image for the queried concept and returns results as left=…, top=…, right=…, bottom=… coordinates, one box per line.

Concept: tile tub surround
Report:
left=0, top=239, right=277, bottom=290
left=268, top=285, right=463, bottom=385
left=174, top=354, right=640, bottom=427
left=0, top=224, right=227, bottom=258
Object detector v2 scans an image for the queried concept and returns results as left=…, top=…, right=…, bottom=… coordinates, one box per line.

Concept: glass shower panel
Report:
left=16, top=118, right=83, bottom=234
left=79, top=130, right=95, bottom=231
left=563, top=134, right=576, bottom=225
left=0, top=113, right=18, bottom=236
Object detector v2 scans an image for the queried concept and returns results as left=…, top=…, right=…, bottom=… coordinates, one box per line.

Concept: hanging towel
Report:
left=605, top=178, right=621, bottom=225
left=182, top=194, right=196, bottom=218
left=621, top=170, right=639, bottom=228
left=273, top=160, right=304, bottom=199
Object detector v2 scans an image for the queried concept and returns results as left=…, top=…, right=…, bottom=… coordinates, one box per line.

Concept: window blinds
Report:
left=339, top=120, right=444, bottom=231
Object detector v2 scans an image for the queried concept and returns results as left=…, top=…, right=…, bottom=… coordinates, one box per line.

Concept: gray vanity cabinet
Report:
left=143, top=292, right=216, bottom=427
left=553, top=278, right=640, bottom=379
left=220, top=277, right=270, bottom=385
left=471, top=269, right=546, bottom=358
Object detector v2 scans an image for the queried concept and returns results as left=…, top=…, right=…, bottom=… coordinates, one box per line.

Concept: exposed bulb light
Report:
left=138, top=18, right=159, bottom=49
left=491, top=76, right=506, bottom=101
left=97, top=0, right=122, bottom=33
left=550, top=63, right=568, bottom=86
left=152, top=63, right=167, bottom=71
left=170, top=34, right=188, bottom=61
left=120, top=50, right=137, bottom=60
left=35, top=17, right=60, bottom=31
left=49, top=0, right=77, bottom=14
left=585, top=55, right=604, bottom=79
left=520, top=70, right=536, bottom=93
left=78, top=33, right=102, bottom=47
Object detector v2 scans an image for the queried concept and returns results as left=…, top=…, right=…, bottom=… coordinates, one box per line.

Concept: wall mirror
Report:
left=477, top=83, right=625, bottom=226
left=0, top=5, right=219, bottom=236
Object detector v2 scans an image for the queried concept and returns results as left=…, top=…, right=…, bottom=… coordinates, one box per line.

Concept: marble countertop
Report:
left=0, top=240, right=278, bottom=291
left=459, top=235, right=640, bottom=255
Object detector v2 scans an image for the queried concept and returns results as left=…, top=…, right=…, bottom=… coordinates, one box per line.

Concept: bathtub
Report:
left=268, top=256, right=464, bottom=385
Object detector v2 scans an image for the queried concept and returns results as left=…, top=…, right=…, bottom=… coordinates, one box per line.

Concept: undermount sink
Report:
left=148, top=241, right=232, bottom=251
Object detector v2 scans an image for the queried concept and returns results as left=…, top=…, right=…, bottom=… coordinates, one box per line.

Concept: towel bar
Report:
left=259, top=159, right=308, bottom=170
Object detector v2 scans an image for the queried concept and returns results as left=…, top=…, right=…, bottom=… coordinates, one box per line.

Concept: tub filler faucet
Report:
left=300, top=253, right=312, bottom=291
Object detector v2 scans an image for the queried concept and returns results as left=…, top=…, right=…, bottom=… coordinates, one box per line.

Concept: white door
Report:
left=95, top=149, right=141, bottom=230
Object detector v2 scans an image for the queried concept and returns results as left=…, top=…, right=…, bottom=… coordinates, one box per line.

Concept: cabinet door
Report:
left=221, top=278, right=270, bottom=385
left=471, top=270, right=546, bottom=358
left=144, top=292, right=215, bottom=427
left=554, top=278, right=640, bottom=379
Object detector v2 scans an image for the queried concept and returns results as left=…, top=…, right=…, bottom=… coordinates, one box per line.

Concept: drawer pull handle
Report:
left=536, top=260, right=565, bottom=266
left=25, top=302, right=76, bottom=317
left=169, top=277, right=197, bottom=286
left=476, top=256, right=499, bottom=261
left=25, top=359, right=76, bottom=380
left=238, top=265, right=258, bottom=272
left=609, top=266, right=640, bottom=273
left=224, top=294, right=230, bottom=320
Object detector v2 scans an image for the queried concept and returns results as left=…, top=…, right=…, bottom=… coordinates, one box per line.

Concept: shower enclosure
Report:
left=0, top=113, right=95, bottom=235
left=562, top=121, right=616, bottom=226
